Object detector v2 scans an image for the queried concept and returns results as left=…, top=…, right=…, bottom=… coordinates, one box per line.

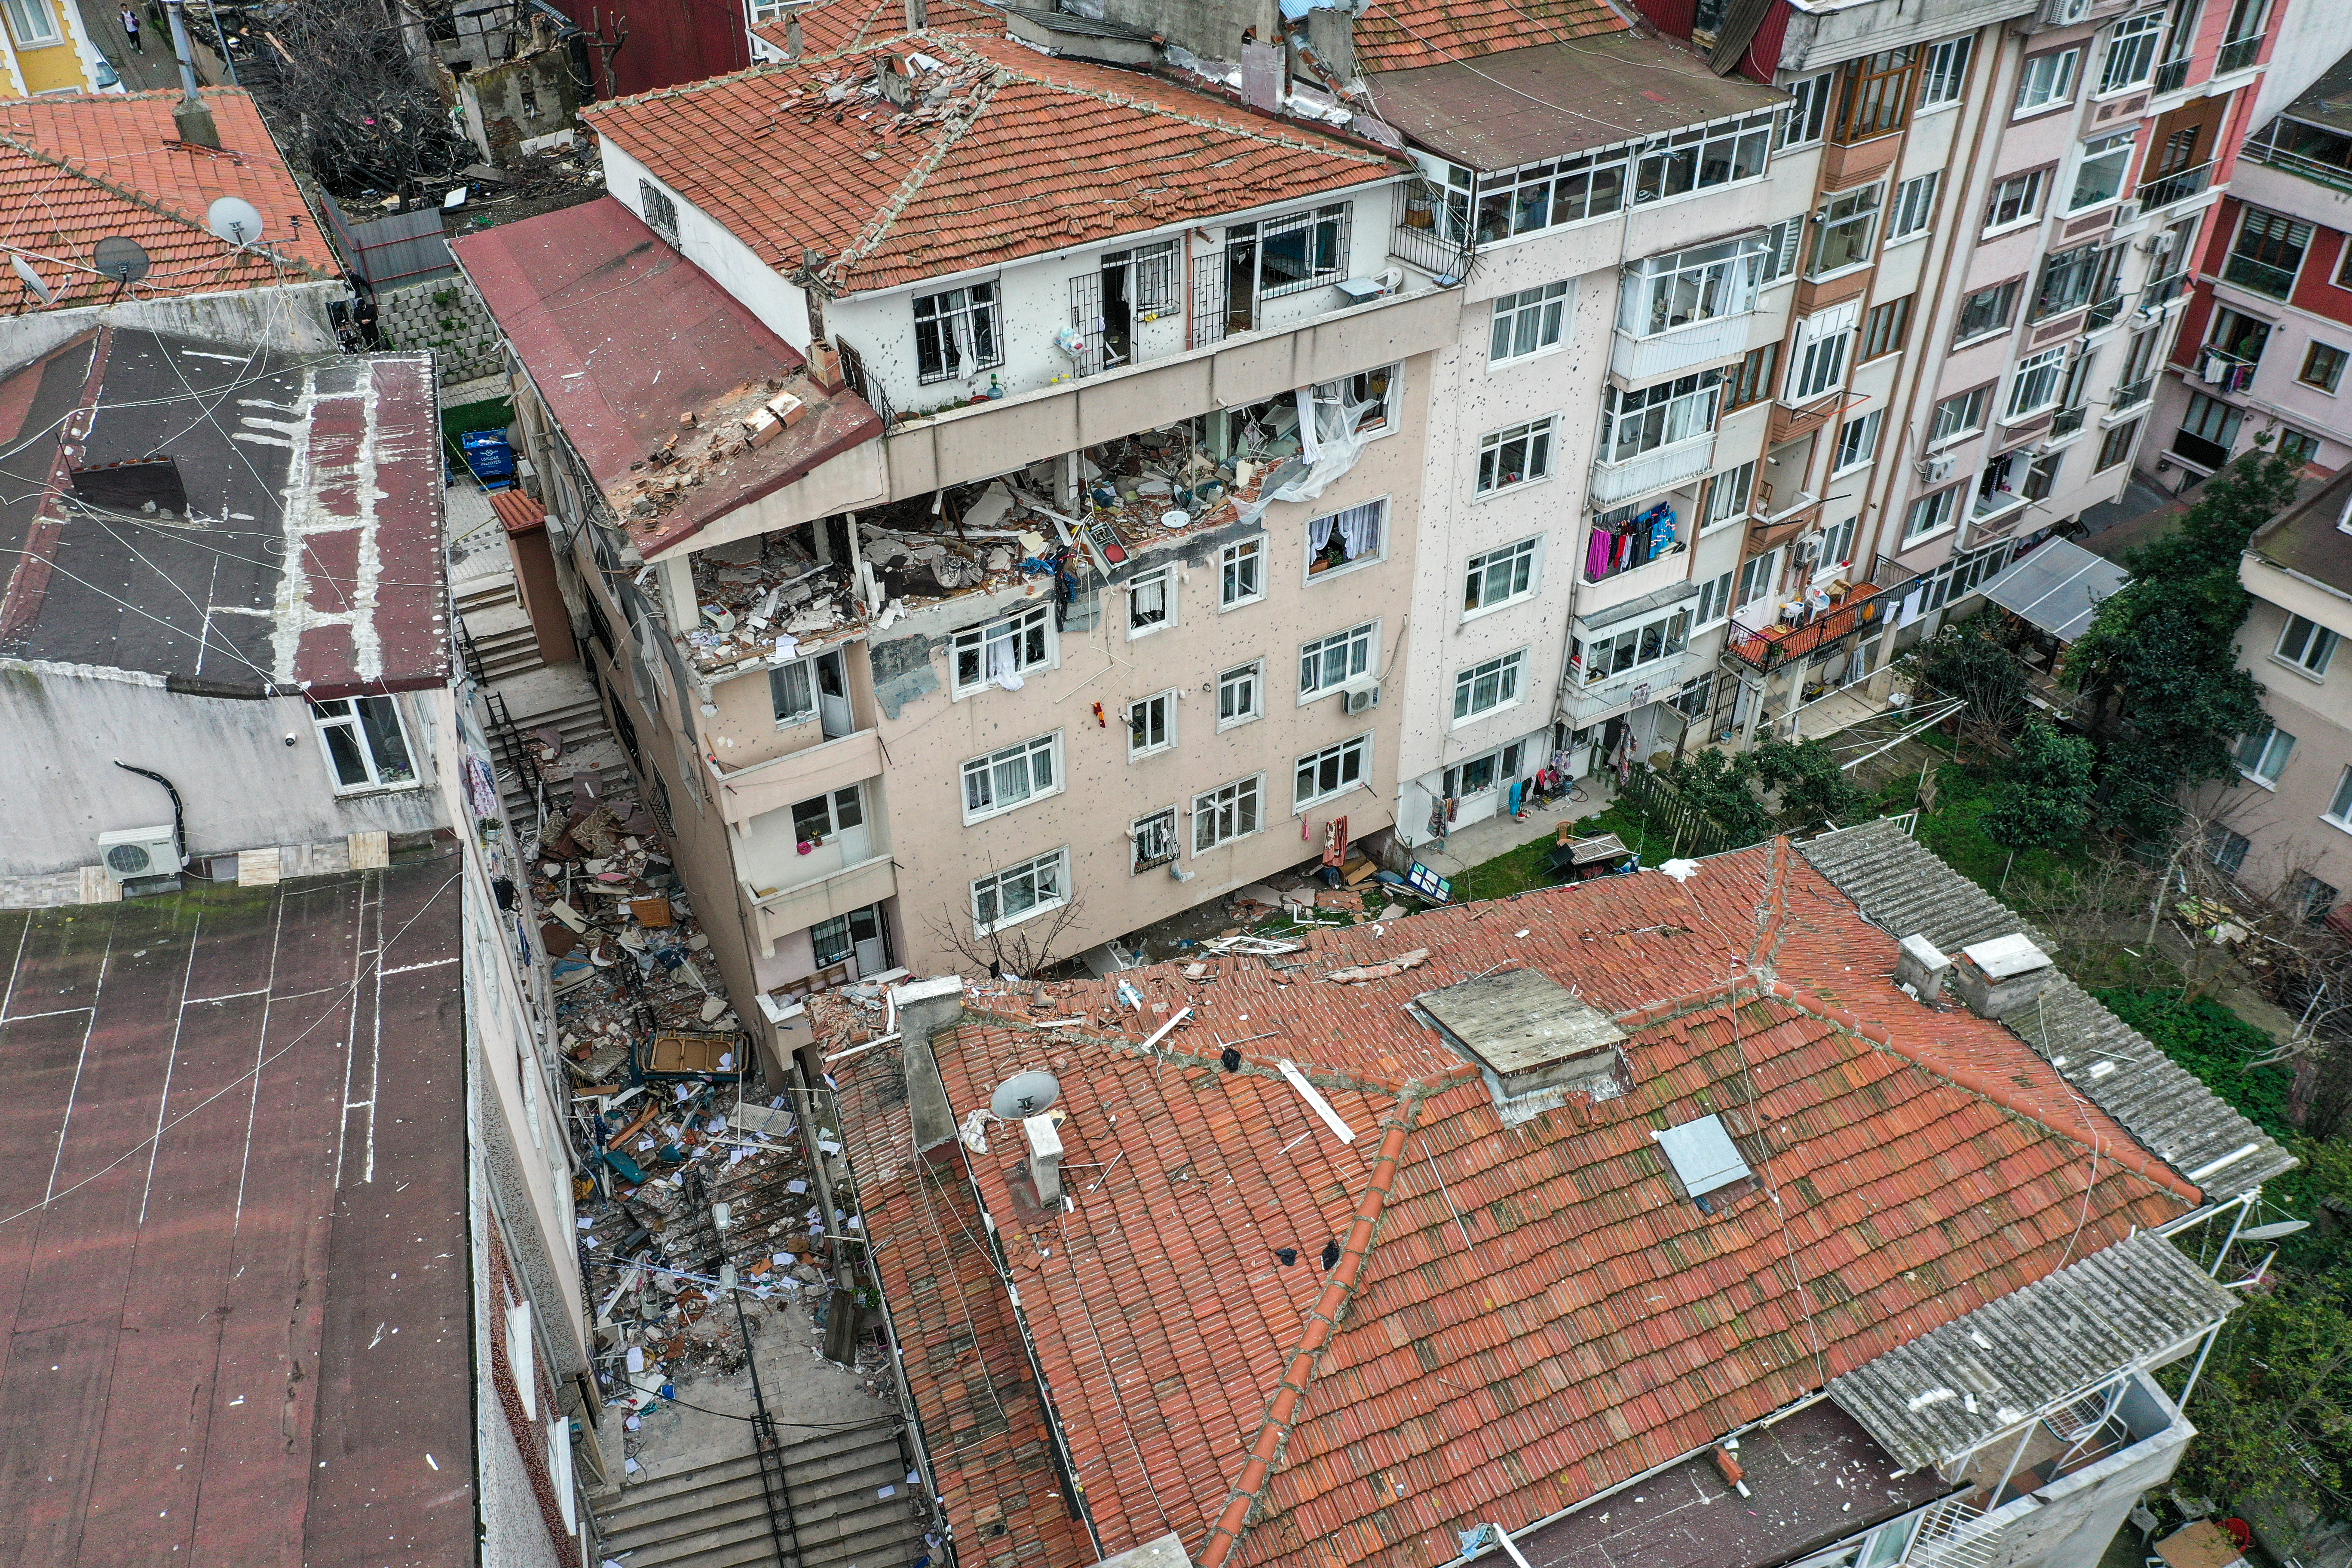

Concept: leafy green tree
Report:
left=1981, top=719, right=2097, bottom=852
left=2174, top=1269, right=2352, bottom=1511
left=1750, top=737, right=1866, bottom=827
left=1670, top=749, right=1776, bottom=844
left=2068, top=445, right=2303, bottom=837
left=1902, top=615, right=2032, bottom=741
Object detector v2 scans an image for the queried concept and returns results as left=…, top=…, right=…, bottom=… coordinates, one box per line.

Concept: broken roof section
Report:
left=1350, top=0, right=1624, bottom=73
left=0, top=328, right=448, bottom=695
left=579, top=33, right=1404, bottom=297
left=1979, top=536, right=2131, bottom=643
left=451, top=196, right=884, bottom=559
left=1799, top=818, right=2297, bottom=1197
left=825, top=836, right=2208, bottom=1568
left=749, top=0, right=1003, bottom=58
left=0, top=89, right=340, bottom=315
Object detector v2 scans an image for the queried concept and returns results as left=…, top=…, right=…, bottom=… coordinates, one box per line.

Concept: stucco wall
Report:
left=0, top=281, right=346, bottom=371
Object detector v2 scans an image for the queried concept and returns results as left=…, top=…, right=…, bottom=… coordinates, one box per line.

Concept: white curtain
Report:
left=1335, top=501, right=1380, bottom=560
left=1308, top=513, right=1337, bottom=554
left=986, top=635, right=1023, bottom=691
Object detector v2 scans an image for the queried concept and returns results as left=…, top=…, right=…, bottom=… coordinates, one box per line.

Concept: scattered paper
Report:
left=625, top=1458, right=641, bottom=1475
left=787, top=1179, right=808, bottom=1194
left=878, top=1485, right=897, bottom=1498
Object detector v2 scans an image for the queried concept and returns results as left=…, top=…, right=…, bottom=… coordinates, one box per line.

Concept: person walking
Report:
left=119, top=5, right=142, bottom=52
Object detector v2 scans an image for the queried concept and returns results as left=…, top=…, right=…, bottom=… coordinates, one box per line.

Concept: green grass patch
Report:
left=2092, top=985, right=2295, bottom=1140
left=1914, top=762, right=2092, bottom=895
left=441, top=396, right=514, bottom=470
left=1441, top=799, right=1675, bottom=904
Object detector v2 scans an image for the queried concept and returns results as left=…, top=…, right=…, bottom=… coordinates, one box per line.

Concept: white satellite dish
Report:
left=206, top=196, right=266, bottom=247
left=989, top=1070, right=1061, bottom=1121
left=2239, top=1219, right=2310, bottom=1241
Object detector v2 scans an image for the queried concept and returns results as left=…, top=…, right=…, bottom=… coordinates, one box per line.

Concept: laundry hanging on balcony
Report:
left=1586, top=502, right=1678, bottom=582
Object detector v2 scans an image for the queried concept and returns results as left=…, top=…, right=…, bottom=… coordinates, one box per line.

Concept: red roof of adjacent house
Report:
left=1352, top=0, right=1626, bottom=75
left=825, top=838, right=2200, bottom=1568
left=749, top=0, right=1002, bottom=60
left=581, top=34, right=1401, bottom=295
left=0, top=88, right=339, bottom=315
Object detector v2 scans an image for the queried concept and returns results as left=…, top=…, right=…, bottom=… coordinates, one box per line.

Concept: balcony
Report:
left=1611, top=314, right=1752, bottom=386
left=2140, top=272, right=2189, bottom=315
left=2199, top=344, right=2259, bottom=394
left=2135, top=160, right=2214, bottom=212
left=1724, top=581, right=1887, bottom=672
left=2152, top=57, right=2190, bottom=94
left=2049, top=405, right=2087, bottom=440
left=1748, top=490, right=1822, bottom=553
left=2111, top=376, right=2153, bottom=413
left=1589, top=432, right=1715, bottom=507
left=708, top=728, right=887, bottom=830
left=748, top=854, right=900, bottom=956
left=2244, top=122, right=2352, bottom=196
left=1768, top=395, right=1844, bottom=448
left=2215, top=32, right=2263, bottom=74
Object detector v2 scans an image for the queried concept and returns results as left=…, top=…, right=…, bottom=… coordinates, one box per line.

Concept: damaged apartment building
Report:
left=455, top=19, right=1466, bottom=1062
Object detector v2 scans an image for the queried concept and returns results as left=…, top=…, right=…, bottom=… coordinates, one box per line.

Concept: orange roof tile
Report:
left=0, top=88, right=338, bottom=315
left=1352, top=0, right=1627, bottom=75
left=580, top=34, right=1401, bottom=296
left=826, top=839, right=2201, bottom=1568
left=749, top=0, right=1003, bottom=61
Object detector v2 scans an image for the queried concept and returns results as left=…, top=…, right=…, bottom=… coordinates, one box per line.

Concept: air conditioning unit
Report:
left=2114, top=199, right=2142, bottom=225
left=97, top=824, right=182, bottom=883
left=2039, top=0, right=2093, bottom=23
left=1341, top=678, right=1381, bottom=715
left=2141, top=229, right=2176, bottom=257
left=1917, top=453, right=1956, bottom=482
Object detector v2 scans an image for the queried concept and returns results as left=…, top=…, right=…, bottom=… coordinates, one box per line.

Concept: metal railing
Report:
left=833, top=336, right=894, bottom=432
left=1390, top=178, right=1473, bottom=281
left=2136, top=159, right=2214, bottom=211
left=2216, top=32, right=2263, bottom=73
left=2221, top=251, right=2298, bottom=299
left=2112, top=375, right=2153, bottom=411
left=2086, top=289, right=2126, bottom=330
left=2152, top=56, right=2190, bottom=93
left=2051, top=405, right=2087, bottom=438
left=1724, top=583, right=1890, bottom=671
left=2141, top=272, right=2190, bottom=313
left=2244, top=136, right=2352, bottom=195
left=1907, top=1494, right=2004, bottom=1568
left=2200, top=343, right=2260, bottom=392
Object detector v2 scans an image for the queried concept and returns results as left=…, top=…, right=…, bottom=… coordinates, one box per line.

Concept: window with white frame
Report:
left=1633, top=111, right=1776, bottom=202
left=2007, top=346, right=2069, bottom=419
left=1453, top=650, right=1526, bottom=721
left=1789, top=325, right=1851, bottom=403
left=810, top=905, right=885, bottom=969
left=1760, top=218, right=1803, bottom=282
left=312, top=696, right=416, bottom=793
left=1192, top=775, right=1262, bottom=851
left=952, top=603, right=1050, bottom=693
left=1905, top=486, right=1961, bottom=542
left=1832, top=410, right=1883, bottom=472
left=1299, top=622, right=1376, bottom=695
left=2206, top=825, right=2251, bottom=875
left=1816, top=513, right=1859, bottom=573
left=1601, top=372, right=1721, bottom=462
left=1889, top=173, right=1939, bottom=241
left=972, top=848, right=1067, bottom=933
left=1736, top=550, right=1777, bottom=608
left=1693, top=569, right=1736, bottom=627
left=1575, top=606, right=1691, bottom=685
left=1464, top=537, right=1540, bottom=612
left=1218, top=661, right=1262, bottom=727
left=1985, top=168, right=2046, bottom=230
left=1491, top=280, right=1570, bottom=362
left=1306, top=499, right=1386, bottom=578
left=1477, top=417, right=1555, bottom=493
left=1954, top=280, right=2021, bottom=343
left=2067, top=132, right=2136, bottom=212
left=2277, top=613, right=2339, bottom=677
left=790, top=785, right=864, bottom=845
left=1929, top=386, right=1991, bottom=447
left=2016, top=48, right=2082, bottom=113
left=639, top=180, right=679, bottom=243
left=913, top=282, right=1002, bottom=383
left=771, top=657, right=817, bottom=725
left=2236, top=722, right=2296, bottom=784
left=1294, top=735, right=1370, bottom=809
left=1809, top=183, right=1883, bottom=276
left=1779, top=71, right=1834, bottom=147
left=1920, top=35, right=1972, bottom=104
left=961, top=732, right=1060, bottom=823
left=2328, top=766, right=2352, bottom=826
left=1128, top=566, right=1173, bottom=636
left=1128, top=690, right=1176, bottom=758
left=2099, top=11, right=2164, bottom=93
left=1620, top=237, right=1765, bottom=337
left=1318, top=363, right=1400, bottom=435
left=1219, top=537, right=1264, bottom=608
left=1132, top=808, right=1179, bottom=872
left=1702, top=461, right=1755, bottom=529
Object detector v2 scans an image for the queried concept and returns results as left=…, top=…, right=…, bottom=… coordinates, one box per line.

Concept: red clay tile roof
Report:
left=0, top=88, right=339, bottom=315
left=750, top=0, right=1003, bottom=60
left=1352, top=0, right=1627, bottom=75
left=491, top=487, right=548, bottom=535
left=827, top=838, right=2200, bottom=1568
left=581, top=34, right=1402, bottom=295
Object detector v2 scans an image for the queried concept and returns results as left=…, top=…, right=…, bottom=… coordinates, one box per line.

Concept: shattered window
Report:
left=913, top=281, right=1002, bottom=383
left=310, top=695, right=416, bottom=793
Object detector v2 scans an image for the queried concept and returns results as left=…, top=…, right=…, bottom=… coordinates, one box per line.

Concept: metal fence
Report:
left=320, top=192, right=456, bottom=288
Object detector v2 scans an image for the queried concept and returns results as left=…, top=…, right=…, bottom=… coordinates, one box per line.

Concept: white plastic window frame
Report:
left=1463, top=536, right=1542, bottom=618
left=950, top=602, right=1053, bottom=697
left=1298, top=620, right=1377, bottom=700
left=312, top=695, right=420, bottom=796
left=1219, top=535, right=1266, bottom=610
left=1293, top=734, right=1370, bottom=812
left=1191, top=774, right=1264, bottom=852
left=1217, top=660, right=1264, bottom=729
left=1127, top=564, right=1175, bottom=639
left=971, top=848, right=1070, bottom=936
left=1127, top=689, right=1179, bottom=759
left=960, top=732, right=1061, bottom=824
left=1452, top=649, right=1528, bottom=723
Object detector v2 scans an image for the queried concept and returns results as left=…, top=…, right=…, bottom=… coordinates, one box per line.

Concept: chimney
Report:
left=1893, top=934, right=1952, bottom=1004
left=1951, top=934, right=2055, bottom=1018
left=784, top=9, right=802, bottom=57
left=893, top=975, right=967, bottom=1170
left=805, top=338, right=846, bottom=393
left=904, top=0, right=927, bottom=30
left=1024, top=1114, right=1064, bottom=1207
left=162, top=0, right=220, bottom=149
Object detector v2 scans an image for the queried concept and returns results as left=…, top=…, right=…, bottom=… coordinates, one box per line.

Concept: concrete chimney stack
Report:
left=1893, top=934, right=1952, bottom=1004
left=162, top=0, right=220, bottom=149
left=1951, top=934, right=2055, bottom=1018
left=1024, top=1115, right=1064, bottom=1207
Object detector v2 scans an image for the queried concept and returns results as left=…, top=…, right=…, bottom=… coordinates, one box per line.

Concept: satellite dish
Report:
left=92, top=235, right=151, bottom=285
left=990, top=1069, right=1061, bottom=1121
left=2239, top=1219, right=2310, bottom=1241
left=206, top=196, right=266, bottom=246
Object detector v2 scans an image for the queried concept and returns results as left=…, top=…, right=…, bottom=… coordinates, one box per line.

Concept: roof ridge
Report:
left=826, top=44, right=1005, bottom=286
left=1196, top=1098, right=1422, bottom=1568
left=973, top=44, right=1394, bottom=162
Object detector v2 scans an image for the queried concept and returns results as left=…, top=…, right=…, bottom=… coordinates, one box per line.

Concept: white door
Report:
left=854, top=935, right=888, bottom=975
left=817, top=650, right=853, bottom=738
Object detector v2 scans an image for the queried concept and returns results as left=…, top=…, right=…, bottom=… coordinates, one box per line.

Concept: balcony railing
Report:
left=2086, top=289, right=2125, bottom=330
left=1612, top=314, right=1753, bottom=385
left=2152, top=56, right=2190, bottom=94
left=2200, top=343, right=2259, bottom=392
left=2221, top=252, right=2298, bottom=299
left=2244, top=138, right=2352, bottom=196
left=1589, top=432, right=1715, bottom=506
left=2216, top=32, right=2263, bottom=73
left=1725, top=583, right=1889, bottom=671
left=2135, top=159, right=2214, bottom=211
left=2050, top=405, right=2086, bottom=439
left=2111, top=375, right=2153, bottom=411
left=2141, top=272, right=2189, bottom=313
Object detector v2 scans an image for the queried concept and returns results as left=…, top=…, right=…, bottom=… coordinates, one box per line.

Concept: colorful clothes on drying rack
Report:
left=1587, top=503, right=1678, bottom=581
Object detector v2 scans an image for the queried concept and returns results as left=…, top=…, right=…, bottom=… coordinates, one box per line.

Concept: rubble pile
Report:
left=610, top=368, right=830, bottom=529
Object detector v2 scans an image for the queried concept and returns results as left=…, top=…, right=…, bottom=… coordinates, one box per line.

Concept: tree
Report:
left=925, top=888, right=1089, bottom=980
left=1981, top=718, right=2096, bottom=853
left=1901, top=614, right=2032, bottom=749
left=241, top=0, right=470, bottom=198
left=2173, top=1260, right=2352, bottom=1513
left=1749, top=736, right=1866, bottom=828
left=2069, top=444, right=2303, bottom=838
left=1669, top=748, right=1775, bottom=844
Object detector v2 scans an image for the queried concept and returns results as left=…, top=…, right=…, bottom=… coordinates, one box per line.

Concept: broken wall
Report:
left=456, top=43, right=584, bottom=164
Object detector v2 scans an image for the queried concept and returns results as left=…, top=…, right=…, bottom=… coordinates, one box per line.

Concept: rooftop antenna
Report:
left=93, top=236, right=152, bottom=289
left=10, top=254, right=55, bottom=307
left=989, top=1069, right=1060, bottom=1121
left=161, top=0, right=220, bottom=149
left=206, top=196, right=266, bottom=248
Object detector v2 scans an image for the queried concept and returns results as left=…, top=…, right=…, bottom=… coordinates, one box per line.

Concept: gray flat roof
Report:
left=2278, top=44, right=2352, bottom=137
left=1981, top=537, right=2132, bottom=643
left=1362, top=32, right=1784, bottom=172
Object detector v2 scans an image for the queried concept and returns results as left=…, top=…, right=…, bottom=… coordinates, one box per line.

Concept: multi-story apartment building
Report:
left=2152, top=33, right=2352, bottom=480
left=459, top=30, right=1466, bottom=1038
left=1637, top=0, right=2284, bottom=724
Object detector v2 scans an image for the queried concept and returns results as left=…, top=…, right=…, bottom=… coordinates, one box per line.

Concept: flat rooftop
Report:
left=0, top=860, right=472, bottom=1567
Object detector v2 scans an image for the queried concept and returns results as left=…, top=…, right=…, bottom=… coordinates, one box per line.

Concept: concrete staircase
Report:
left=591, top=1422, right=931, bottom=1568
left=453, top=574, right=626, bottom=826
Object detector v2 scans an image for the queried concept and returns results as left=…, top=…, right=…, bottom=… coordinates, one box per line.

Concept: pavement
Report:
left=92, top=4, right=198, bottom=92
left=1406, top=773, right=1623, bottom=879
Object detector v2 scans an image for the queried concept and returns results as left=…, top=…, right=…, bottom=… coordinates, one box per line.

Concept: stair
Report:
left=592, top=1423, right=929, bottom=1568
left=462, top=598, right=550, bottom=682
left=455, top=576, right=521, bottom=617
